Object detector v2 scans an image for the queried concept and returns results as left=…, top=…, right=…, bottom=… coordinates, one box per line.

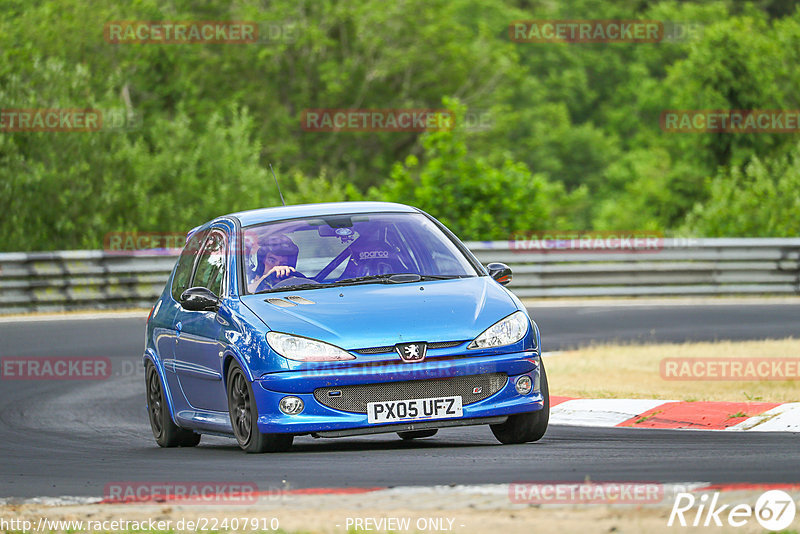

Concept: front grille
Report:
left=429, top=340, right=465, bottom=349
left=354, top=340, right=464, bottom=355
left=355, top=346, right=394, bottom=355
left=314, top=373, right=508, bottom=413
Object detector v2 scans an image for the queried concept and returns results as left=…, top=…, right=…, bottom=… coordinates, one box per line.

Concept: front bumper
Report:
left=251, top=350, right=543, bottom=435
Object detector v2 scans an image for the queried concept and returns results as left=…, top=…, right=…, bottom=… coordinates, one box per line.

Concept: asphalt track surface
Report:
left=1, top=303, right=798, bottom=498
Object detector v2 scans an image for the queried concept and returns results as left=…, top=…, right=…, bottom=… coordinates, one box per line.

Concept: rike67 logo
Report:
left=668, top=490, right=797, bottom=530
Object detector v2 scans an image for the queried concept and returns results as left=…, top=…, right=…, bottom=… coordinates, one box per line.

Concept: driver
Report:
left=248, top=235, right=300, bottom=293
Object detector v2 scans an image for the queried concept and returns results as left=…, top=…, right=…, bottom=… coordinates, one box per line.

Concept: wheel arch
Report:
left=142, top=348, right=183, bottom=427
left=221, top=348, right=254, bottom=390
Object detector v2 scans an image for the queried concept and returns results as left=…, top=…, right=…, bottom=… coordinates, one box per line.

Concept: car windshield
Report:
left=241, top=212, right=479, bottom=294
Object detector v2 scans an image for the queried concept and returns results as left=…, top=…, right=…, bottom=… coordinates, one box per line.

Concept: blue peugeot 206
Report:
left=144, top=201, right=548, bottom=453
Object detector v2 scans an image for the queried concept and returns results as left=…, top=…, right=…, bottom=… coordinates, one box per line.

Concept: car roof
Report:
left=225, top=201, right=420, bottom=227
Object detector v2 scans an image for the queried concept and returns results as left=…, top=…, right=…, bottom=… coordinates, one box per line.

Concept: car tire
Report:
left=490, top=362, right=550, bottom=444
left=227, top=363, right=293, bottom=453
left=397, top=429, right=438, bottom=440
left=145, top=361, right=201, bottom=448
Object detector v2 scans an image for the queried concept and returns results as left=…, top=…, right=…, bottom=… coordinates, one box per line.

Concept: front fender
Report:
left=221, top=345, right=255, bottom=385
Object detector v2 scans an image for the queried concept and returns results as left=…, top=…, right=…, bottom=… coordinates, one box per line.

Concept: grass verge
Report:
left=545, top=338, right=800, bottom=402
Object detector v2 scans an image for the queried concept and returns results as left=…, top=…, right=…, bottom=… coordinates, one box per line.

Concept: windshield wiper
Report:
left=256, top=273, right=470, bottom=294
left=335, top=273, right=467, bottom=285
left=416, top=274, right=468, bottom=281
left=332, top=274, right=399, bottom=285
left=256, top=275, right=396, bottom=294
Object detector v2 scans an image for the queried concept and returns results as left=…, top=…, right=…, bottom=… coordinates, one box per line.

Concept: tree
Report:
left=376, top=99, right=587, bottom=240
left=683, top=141, right=800, bottom=237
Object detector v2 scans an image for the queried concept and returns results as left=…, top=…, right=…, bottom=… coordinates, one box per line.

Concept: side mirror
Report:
left=487, top=262, right=512, bottom=286
left=180, top=287, right=220, bottom=312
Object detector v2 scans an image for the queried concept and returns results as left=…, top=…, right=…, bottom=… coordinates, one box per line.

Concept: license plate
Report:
left=367, top=396, right=463, bottom=424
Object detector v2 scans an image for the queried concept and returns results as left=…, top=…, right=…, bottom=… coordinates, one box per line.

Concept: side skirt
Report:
left=175, top=409, right=233, bottom=434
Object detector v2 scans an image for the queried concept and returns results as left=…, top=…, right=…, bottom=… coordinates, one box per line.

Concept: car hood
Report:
left=240, top=277, right=519, bottom=350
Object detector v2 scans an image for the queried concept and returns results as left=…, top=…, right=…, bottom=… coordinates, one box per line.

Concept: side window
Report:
left=171, top=230, right=207, bottom=301
left=192, top=231, right=227, bottom=297
left=403, top=218, right=473, bottom=275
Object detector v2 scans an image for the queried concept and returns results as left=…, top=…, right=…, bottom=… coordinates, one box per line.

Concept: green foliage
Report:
left=111, top=106, right=285, bottom=228
left=683, top=141, right=800, bottom=236
left=0, top=57, right=130, bottom=250
left=1, top=0, right=800, bottom=251
left=377, top=99, right=587, bottom=240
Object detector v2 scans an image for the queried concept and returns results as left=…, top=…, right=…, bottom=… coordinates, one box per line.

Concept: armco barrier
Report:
left=0, top=250, right=178, bottom=315
left=0, top=238, right=799, bottom=314
left=464, top=238, right=800, bottom=298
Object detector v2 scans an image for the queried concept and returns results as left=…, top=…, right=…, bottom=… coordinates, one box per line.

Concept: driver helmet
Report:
left=256, top=234, right=299, bottom=275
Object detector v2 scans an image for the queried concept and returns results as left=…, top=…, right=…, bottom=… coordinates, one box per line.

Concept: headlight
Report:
left=266, top=332, right=355, bottom=362
left=467, top=311, right=529, bottom=350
